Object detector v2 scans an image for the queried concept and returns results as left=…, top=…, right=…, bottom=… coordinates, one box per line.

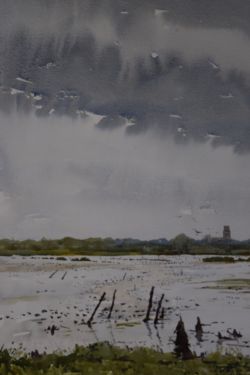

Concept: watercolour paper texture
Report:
left=0, top=0, right=249, bottom=367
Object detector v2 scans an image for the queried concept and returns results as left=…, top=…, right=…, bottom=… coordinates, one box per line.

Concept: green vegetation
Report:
left=0, top=236, right=250, bottom=256
left=0, top=343, right=250, bottom=375
left=115, top=321, right=140, bottom=328
left=203, top=256, right=235, bottom=263
left=202, top=278, right=250, bottom=291
left=71, top=257, right=91, bottom=262
left=56, top=256, right=67, bottom=261
left=217, top=278, right=250, bottom=290
left=203, top=256, right=250, bottom=263
left=170, top=234, right=194, bottom=253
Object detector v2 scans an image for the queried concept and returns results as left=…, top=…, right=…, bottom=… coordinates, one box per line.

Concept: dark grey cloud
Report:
left=0, top=0, right=250, bottom=151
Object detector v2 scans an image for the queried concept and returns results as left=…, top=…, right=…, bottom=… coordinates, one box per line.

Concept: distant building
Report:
left=223, top=225, right=231, bottom=240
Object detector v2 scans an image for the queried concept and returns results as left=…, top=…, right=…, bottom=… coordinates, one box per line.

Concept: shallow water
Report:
left=0, top=255, right=249, bottom=355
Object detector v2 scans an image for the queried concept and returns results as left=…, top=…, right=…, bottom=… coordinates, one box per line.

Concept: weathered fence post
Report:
left=108, top=289, right=117, bottom=319
left=143, top=286, right=154, bottom=322
left=154, top=294, right=164, bottom=325
left=87, top=292, right=106, bottom=327
left=160, top=307, right=165, bottom=320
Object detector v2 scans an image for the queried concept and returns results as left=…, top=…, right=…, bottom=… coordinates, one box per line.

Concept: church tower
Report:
left=223, top=225, right=231, bottom=240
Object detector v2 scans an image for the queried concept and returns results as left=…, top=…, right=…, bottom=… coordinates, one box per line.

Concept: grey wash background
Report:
left=0, top=0, right=250, bottom=239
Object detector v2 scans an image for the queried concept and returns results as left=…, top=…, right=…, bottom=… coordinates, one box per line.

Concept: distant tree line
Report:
left=0, top=234, right=250, bottom=256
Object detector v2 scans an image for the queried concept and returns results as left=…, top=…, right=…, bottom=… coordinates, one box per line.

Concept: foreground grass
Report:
left=0, top=343, right=250, bottom=375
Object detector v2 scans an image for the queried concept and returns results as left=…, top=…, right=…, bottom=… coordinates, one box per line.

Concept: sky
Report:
left=0, top=0, right=250, bottom=240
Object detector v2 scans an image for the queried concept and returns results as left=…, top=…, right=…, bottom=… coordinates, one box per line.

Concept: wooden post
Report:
left=49, top=270, right=58, bottom=279
left=143, top=286, right=154, bottom=322
left=160, top=307, right=165, bottom=320
left=108, top=289, right=117, bottom=319
left=154, top=294, right=164, bottom=325
left=87, top=292, right=106, bottom=327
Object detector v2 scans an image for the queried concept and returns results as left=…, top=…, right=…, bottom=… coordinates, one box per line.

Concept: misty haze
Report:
left=0, top=0, right=250, bottom=240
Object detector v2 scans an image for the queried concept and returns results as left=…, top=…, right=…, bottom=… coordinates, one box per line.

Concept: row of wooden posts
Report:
left=86, top=287, right=195, bottom=359
left=87, top=286, right=164, bottom=327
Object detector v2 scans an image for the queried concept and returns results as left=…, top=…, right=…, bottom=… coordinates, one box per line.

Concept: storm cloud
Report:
left=0, top=1, right=250, bottom=150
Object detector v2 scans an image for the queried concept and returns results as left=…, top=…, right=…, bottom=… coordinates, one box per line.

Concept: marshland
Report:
left=0, top=254, right=249, bottom=357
